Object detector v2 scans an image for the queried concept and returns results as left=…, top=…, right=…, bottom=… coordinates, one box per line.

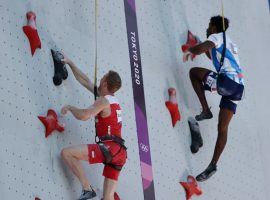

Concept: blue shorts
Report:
left=203, top=71, right=244, bottom=114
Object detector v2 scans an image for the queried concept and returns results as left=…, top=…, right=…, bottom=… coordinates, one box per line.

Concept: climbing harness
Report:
left=217, top=0, right=245, bottom=98
left=97, top=135, right=127, bottom=171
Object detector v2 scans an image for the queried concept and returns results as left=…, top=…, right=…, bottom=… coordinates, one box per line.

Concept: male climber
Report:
left=60, top=54, right=127, bottom=200
left=183, top=16, right=244, bottom=181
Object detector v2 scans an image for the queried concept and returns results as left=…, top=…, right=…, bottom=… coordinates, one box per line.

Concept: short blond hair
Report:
left=106, top=70, right=122, bottom=93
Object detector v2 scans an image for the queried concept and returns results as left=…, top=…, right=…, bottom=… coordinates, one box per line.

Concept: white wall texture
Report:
left=0, top=0, right=269, bottom=200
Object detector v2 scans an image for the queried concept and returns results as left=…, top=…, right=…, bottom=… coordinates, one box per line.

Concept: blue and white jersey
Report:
left=207, top=32, right=244, bottom=85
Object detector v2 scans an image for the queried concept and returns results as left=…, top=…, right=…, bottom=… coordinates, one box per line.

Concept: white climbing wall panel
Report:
left=0, top=0, right=269, bottom=200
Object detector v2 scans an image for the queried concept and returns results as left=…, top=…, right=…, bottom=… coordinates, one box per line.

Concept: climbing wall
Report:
left=0, top=0, right=269, bottom=200
left=135, top=0, right=270, bottom=199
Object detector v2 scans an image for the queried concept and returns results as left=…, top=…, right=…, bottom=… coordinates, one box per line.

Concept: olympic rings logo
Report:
left=140, top=143, right=149, bottom=152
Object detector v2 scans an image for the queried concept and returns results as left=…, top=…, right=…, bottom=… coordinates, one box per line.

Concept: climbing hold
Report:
left=165, top=88, right=181, bottom=127
left=188, top=117, right=203, bottom=154
left=114, top=192, right=120, bottom=200
left=22, top=11, right=41, bottom=56
left=51, top=49, right=68, bottom=86
left=181, top=30, right=199, bottom=61
left=35, top=197, right=41, bottom=200
left=180, top=175, right=202, bottom=200
left=38, top=109, right=65, bottom=138
left=101, top=192, right=120, bottom=200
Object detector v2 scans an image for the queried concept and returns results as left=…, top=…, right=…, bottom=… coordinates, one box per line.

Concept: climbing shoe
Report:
left=196, top=163, right=217, bottom=182
left=195, top=109, right=213, bottom=121
left=77, top=189, right=97, bottom=200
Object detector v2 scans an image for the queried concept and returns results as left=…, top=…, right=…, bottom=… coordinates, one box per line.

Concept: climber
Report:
left=183, top=15, right=245, bottom=182
left=60, top=53, right=127, bottom=200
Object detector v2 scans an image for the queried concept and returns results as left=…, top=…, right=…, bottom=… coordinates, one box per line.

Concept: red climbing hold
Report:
left=181, top=30, right=199, bottom=61
left=114, top=192, right=120, bottom=200
left=165, top=88, right=181, bottom=127
left=180, top=175, right=202, bottom=200
left=38, top=109, right=65, bottom=138
left=35, top=198, right=41, bottom=200
left=101, top=192, right=120, bottom=200
left=22, top=11, right=41, bottom=56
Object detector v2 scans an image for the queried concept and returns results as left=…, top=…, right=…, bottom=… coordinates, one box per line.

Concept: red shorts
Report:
left=87, top=142, right=127, bottom=181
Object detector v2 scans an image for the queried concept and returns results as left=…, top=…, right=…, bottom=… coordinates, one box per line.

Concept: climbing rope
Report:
left=219, top=0, right=226, bottom=67
left=94, top=0, right=98, bottom=143
left=221, top=0, right=225, bottom=32
left=94, top=0, right=98, bottom=100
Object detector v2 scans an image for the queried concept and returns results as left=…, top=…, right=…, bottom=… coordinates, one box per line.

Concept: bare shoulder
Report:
left=95, top=96, right=110, bottom=107
left=95, top=96, right=111, bottom=117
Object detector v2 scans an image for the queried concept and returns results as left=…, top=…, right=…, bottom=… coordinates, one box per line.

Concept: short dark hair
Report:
left=106, top=70, right=122, bottom=93
left=210, top=15, right=229, bottom=33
